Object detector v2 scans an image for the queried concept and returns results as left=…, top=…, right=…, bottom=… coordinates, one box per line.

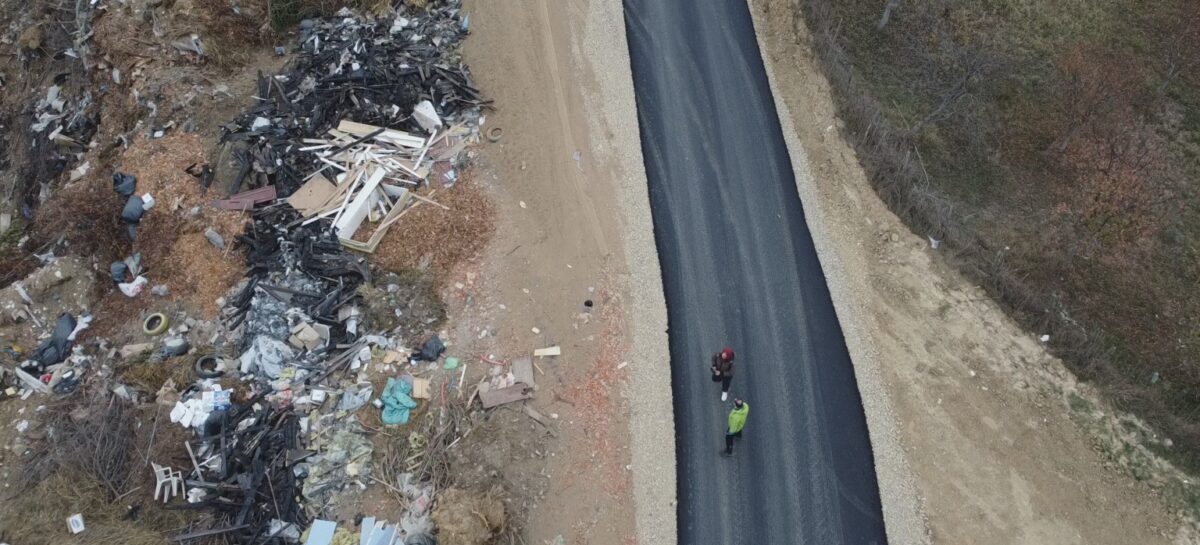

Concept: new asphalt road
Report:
left=622, top=0, right=889, bottom=543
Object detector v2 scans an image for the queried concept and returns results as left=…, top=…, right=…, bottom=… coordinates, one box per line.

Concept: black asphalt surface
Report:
left=622, top=1, right=889, bottom=543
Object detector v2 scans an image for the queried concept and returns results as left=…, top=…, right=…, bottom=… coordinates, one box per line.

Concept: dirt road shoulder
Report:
left=581, top=1, right=680, bottom=544
left=750, top=1, right=1193, bottom=544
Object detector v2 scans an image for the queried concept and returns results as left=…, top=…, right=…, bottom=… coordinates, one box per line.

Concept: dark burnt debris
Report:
left=220, top=3, right=488, bottom=197
left=5, top=2, right=490, bottom=544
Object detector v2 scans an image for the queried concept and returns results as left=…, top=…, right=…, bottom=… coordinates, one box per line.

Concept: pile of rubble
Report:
left=148, top=4, right=488, bottom=544
left=1, top=2, right=522, bottom=544
left=218, top=2, right=487, bottom=198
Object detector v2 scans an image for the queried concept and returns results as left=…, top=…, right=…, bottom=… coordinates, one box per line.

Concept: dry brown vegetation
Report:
left=796, top=0, right=1200, bottom=472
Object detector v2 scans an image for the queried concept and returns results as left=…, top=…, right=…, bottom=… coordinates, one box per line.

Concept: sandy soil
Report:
left=460, top=0, right=672, bottom=543
left=751, top=1, right=1199, bottom=544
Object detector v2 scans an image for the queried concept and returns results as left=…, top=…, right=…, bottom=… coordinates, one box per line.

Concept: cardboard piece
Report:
left=412, top=377, right=431, bottom=400
left=287, top=174, right=337, bottom=215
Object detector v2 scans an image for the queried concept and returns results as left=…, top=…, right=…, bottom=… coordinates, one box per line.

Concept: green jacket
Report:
left=727, top=403, right=749, bottom=434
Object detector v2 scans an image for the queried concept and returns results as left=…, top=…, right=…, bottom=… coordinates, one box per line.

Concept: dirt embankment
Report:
left=459, top=0, right=673, bottom=543
left=751, top=1, right=1199, bottom=544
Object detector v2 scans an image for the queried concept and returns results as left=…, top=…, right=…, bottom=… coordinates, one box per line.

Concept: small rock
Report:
left=150, top=284, right=169, bottom=296
left=889, top=233, right=899, bottom=243
left=119, top=343, right=154, bottom=359
left=204, top=227, right=225, bottom=249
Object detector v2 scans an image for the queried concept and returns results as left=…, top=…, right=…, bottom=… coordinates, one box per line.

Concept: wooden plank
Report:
left=511, top=357, right=535, bottom=388
left=333, top=167, right=387, bottom=239
left=478, top=383, right=532, bottom=409
left=212, top=185, right=276, bottom=210
left=410, top=193, right=449, bottom=210
left=533, top=346, right=561, bottom=358
left=341, top=189, right=412, bottom=253
left=329, top=169, right=365, bottom=227
left=336, top=120, right=426, bottom=149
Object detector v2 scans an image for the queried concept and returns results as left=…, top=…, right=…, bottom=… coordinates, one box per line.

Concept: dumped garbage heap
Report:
left=220, top=2, right=487, bottom=197
left=160, top=4, right=485, bottom=544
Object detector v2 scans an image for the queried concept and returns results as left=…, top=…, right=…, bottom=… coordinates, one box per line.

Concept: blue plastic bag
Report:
left=381, top=377, right=418, bottom=426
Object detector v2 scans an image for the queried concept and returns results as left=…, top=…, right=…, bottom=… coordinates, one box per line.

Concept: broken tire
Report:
left=194, top=355, right=223, bottom=379
left=142, top=313, right=169, bottom=336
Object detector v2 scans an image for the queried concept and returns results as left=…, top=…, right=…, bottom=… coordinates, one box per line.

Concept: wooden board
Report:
left=337, top=120, right=427, bottom=149
left=478, top=383, right=533, bottom=409
left=511, top=357, right=535, bottom=388
left=333, top=168, right=386, bottom=238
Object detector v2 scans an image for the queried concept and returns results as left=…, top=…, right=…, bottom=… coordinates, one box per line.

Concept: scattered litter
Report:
left=413, top=335, right=446, bottom=362
left=142, top=313, right=169, bottom=336
left=119, top=275, right=149, bottom=297
left=67, top=514, right=86, bottom=534
left=381, top=377, right=418, bottom=425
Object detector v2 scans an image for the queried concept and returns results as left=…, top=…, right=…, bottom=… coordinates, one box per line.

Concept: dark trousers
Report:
left=712, top=373, right=732, bottom=392
left=725, top=429, right=742, bottom=453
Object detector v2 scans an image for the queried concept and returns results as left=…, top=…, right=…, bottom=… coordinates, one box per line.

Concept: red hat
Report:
left=720, top=347, right=734, bottom=361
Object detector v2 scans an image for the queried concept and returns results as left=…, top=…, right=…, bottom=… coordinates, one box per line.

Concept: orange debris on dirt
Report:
left=562, top=284, right=633, bottom=498
left=372, top=174, right=495, bottom=280
left=84, top=134, right=249, bottom=335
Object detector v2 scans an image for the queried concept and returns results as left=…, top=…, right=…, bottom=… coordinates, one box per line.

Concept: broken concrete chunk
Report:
left=204, top=227, right=226, bottom=249
left=119, top=342, right=154, bottom=359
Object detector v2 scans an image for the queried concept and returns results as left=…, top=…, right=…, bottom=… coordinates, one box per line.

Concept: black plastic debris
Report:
left=110, top=261, right=128, bottom=283
left=218, top=3, right=489, bottom=197
left=30, top=313, right=77, bottom=369
left=412, top=335, right=445, bottom=362
left=112, top=172, right=137, bottom=197
left=121, top=195, right=144, bottom=224
left=172, top=402, right=306, bottom=544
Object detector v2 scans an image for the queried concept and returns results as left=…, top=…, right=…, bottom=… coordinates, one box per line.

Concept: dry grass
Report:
left=119, top=355, right=196, bottom=393
left=796, top=0, right=1200, bottom=474
left=3, top=391, right=196, bottom=545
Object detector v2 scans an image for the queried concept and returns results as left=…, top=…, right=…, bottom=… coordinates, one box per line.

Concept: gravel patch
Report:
left=579, top=1, right=678, bottom=544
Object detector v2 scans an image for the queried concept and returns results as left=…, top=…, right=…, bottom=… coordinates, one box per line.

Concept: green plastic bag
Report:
left=380, top=377, right=418, bottom=425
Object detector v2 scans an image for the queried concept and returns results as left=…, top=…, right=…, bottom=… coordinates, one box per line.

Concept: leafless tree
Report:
left=906, top=10, right=1000, bottom=135
left=1156, top=8, right=1200, bottom=93
left=877, top=0, right=901, bottom=30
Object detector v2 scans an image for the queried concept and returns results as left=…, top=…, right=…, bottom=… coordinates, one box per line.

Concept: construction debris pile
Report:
left=0, top=2, right=530, bottom=544
left=146, top=4, right=487, bottom=544
left=219, top=3, right=487, bottom=198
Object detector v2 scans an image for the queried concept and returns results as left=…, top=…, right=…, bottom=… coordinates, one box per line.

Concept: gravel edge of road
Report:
left=581, top=1, right=679, bottom=544
left=746, top=2, right=930, bottom=544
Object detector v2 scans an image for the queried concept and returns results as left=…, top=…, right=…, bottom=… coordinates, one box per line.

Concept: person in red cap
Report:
left=710, top=347, right=736, bottom=401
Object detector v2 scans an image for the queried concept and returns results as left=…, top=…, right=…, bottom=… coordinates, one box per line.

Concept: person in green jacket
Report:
left=724, top=398, right=749, bottom=456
